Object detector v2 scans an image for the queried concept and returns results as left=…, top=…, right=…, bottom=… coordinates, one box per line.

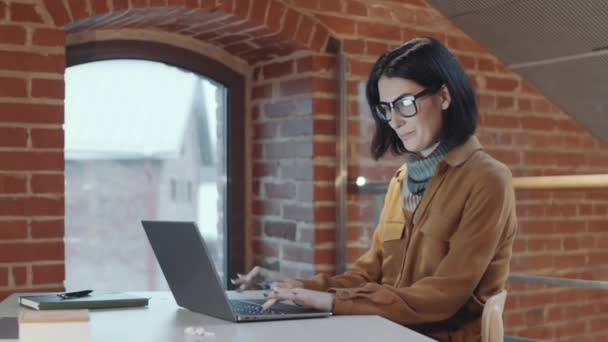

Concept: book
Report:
left=0, top=317, right=18, bottom=342
left=19, top=292, right=149, bottom=310
left=18, top=309, right=89, bottom=342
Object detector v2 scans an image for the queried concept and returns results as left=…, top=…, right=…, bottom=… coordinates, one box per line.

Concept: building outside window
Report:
left=64, top=59, right=227, bottom=291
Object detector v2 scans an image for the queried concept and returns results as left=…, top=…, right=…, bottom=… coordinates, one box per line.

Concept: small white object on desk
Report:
left=18, top=308, right=90, bottom=342
left=184, top=326, right=215, bottom=338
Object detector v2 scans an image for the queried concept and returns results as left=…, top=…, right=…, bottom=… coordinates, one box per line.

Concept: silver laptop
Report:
left=142, top=220, right=332, bottom=322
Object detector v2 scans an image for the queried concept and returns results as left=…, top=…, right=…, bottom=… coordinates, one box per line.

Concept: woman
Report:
left=234, top=37, right=517, bottom=341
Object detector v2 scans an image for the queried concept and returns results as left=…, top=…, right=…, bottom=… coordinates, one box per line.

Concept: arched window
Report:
left=64, top=41, right=245, bottom=290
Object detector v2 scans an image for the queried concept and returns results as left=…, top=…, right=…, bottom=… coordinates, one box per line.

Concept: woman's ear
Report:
left=440, top=85, right=451, bottom=110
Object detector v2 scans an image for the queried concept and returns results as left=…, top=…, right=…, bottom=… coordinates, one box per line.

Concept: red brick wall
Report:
left=506, top=189, right=608, bottom=340
left=250, top=51, right=339, bottom=278
left=1, top=0, right=607, bottom=340
left=0, top=0, right=333, bottom=296
left=278, top=1, right=608, bottom=340
left=0, top=0, right=66, bottom=299
left=251, top=53, right=316, bottom=277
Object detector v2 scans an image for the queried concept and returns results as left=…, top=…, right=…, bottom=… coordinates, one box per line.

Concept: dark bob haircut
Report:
left=366, top=37, right=477, bottom=160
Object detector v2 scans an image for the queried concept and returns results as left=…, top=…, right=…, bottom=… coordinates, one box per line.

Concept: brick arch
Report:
left=38, top=0, right=342, bottom=281
left=44, top=0, right=333, bottom=63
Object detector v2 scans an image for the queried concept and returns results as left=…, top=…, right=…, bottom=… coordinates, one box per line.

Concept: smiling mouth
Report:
left=400, top=131, right=415, bottom=139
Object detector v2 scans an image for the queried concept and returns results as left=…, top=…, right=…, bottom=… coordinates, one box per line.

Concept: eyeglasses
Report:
left=375, top=86, right=441, bottom=122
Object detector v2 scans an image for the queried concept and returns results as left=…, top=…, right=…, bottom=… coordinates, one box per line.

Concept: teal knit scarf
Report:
left=406, top=141, right=454, bottom=196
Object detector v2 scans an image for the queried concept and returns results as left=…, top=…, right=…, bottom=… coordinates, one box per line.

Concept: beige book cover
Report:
left=19, top=308, right=90, bottom=323
left=18, top=309, right=90, bottom=342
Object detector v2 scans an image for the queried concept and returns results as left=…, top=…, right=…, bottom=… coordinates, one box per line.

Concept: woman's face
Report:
left=377, top=76, right=451, bottom=154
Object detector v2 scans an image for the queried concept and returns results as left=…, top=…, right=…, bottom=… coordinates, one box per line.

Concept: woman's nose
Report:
left=391, top=111, right=407, bottom=126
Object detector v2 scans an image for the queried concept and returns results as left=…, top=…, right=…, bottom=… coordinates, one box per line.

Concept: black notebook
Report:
left=19, top=292, right=149, bottom=310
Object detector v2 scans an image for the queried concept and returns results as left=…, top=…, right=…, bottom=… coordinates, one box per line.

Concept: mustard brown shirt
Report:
left=300, top=136, right=517, bottom=341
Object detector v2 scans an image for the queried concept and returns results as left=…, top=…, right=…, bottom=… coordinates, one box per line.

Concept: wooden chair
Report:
left=481, top=290, right=507, bottom=342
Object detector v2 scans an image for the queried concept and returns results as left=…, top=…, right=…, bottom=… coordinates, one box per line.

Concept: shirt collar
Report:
left=394, top=135, right=483, bottom=180
left=443, top=135, right=483, bottom=167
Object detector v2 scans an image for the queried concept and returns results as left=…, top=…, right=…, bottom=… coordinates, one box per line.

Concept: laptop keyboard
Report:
left=230, top=300, right=284, bottom=316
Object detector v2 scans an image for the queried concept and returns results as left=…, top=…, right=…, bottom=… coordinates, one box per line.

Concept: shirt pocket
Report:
left=380, top=222, right=407, bottom=283
left=419, top=210, right=457, bottom=242
left=415, top=212, right=455, bottom=275
left=381, top=221, right=405, bottom=241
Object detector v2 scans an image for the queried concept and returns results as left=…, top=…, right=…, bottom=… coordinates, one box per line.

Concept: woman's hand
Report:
left=230, top=266, right=303, bottom=291
left=262, top=288, right=334, bottom=312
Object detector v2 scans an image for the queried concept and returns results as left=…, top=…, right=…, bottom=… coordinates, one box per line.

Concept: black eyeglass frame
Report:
left=376, top=86, right=442, bottom=121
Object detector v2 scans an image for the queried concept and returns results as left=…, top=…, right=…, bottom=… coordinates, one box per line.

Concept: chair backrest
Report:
left=481, top=290, right=507, bottom=342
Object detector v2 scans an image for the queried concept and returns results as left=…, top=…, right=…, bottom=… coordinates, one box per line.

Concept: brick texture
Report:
left=252, top=50, right=317, bottom=271
left=0, top=1, right=605, bottom=340
left=0, top=0, right=68, bottom=300
left=277, top=1, right=608, bottom=341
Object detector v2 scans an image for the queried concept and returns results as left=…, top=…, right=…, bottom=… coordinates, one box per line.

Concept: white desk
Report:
left=0, top=291, right=434, bottom=341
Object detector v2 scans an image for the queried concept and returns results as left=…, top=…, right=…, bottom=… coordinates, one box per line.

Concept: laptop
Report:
left=142, top=220, right=332, bottom=322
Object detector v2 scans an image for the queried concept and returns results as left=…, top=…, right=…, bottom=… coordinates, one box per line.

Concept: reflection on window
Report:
left=64, top=59, right=227, bottom=291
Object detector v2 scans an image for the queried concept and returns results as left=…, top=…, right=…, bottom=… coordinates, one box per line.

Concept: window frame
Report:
left=66, top=40, right=246, bottom=285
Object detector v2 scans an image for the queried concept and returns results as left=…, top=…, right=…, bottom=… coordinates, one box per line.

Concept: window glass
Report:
left=64, top=60, right=227, bottom=290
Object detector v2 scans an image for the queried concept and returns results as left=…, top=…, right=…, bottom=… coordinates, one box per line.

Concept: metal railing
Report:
left=345, top=173, right=608, bottom=340
left=347, top=174, right=608, bottom=289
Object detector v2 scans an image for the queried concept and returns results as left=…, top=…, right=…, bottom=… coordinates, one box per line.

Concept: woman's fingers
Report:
left=270, top=277, right=302, bottom=290
left=231, top=267, right=263, bottom=290
left=262, top=286, right=291, bottom=311
left=266, top=288, right=303, bottom=302
left=261, top=298, right=279, bottom=312
left=230, top=273, right=247, bottom=285
left=231, top=267, right=297, bottom=293
left=265, top=288, right=333, bottom=311
left=231, top=274, right=251, bottom=292
left=271, top=281, right=290, bottom=289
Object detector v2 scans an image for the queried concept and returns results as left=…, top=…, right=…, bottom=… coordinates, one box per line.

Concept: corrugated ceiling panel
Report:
left=429, top=0, right=608, bottom=64
left=426, top=0, right=508, bottom=17
left=516, top=54, right=608, bottom=140
left=428, top=0, right=608, bottom=141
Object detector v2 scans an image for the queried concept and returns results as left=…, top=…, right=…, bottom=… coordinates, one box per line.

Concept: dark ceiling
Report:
left=428, top=0, right=608, bottom=141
